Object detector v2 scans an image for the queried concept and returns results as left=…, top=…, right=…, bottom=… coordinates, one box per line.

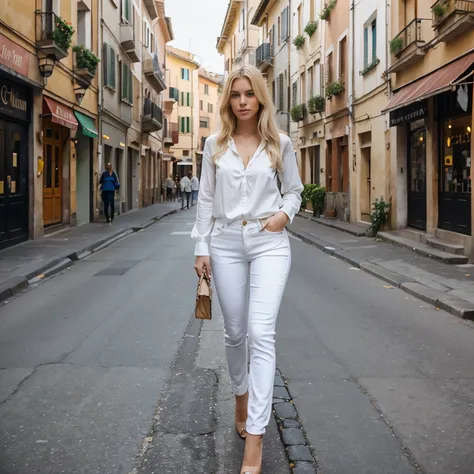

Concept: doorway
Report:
left=0, top=120, right=29, bottom=248
left=407, top=126, right=427, bottom=230
left=360, top=147, right=372, bottom=222
left=43, top=121, right=63, bottom=226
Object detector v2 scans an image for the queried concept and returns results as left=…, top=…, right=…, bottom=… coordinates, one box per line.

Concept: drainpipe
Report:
left=349, top=0, right=355, bottom=221
left=97, top=0, right=104, bottom=221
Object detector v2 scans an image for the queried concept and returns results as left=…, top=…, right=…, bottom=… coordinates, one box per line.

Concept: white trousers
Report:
left=210, top=219, right=291, bottom=435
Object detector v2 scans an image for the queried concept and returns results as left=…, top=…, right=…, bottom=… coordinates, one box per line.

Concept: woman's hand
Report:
left=194, top=256, right=212, bottom=277
left=263, top=211, right=289, bottom=233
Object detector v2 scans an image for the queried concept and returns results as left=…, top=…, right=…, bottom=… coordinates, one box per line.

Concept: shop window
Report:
left=441, top=116, right=472, bottom=194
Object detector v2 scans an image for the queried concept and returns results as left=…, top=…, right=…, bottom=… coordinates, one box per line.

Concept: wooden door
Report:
left=43, top=122, right=62, bottom=226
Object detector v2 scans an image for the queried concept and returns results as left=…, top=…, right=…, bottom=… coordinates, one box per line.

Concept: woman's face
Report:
left=229, top=77, right=260, bottom=122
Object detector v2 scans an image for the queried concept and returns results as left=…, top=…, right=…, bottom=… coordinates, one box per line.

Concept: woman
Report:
left=192, top=65, right=303, bottom=473
left=99, top=162, right=119, bottom=225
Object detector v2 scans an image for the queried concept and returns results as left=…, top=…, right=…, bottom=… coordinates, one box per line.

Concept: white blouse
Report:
left=192, top=133, right=303, bottom=256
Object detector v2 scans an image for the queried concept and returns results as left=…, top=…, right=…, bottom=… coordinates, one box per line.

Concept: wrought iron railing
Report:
left=143, top=98, right=163, bottom=123
left=256, top=42, right=272, bottom=66
left=432, top=0, right=474, bottom=27
left=390, top=19, right=428, bottom=57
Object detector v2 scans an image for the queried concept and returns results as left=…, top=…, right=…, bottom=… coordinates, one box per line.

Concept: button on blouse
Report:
left=192, top=133, right=303, bottom=256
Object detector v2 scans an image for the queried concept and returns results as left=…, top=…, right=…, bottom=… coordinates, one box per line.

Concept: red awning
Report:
left=42, top=97, right=78, bottom=130
left=383, top=51, right=474, bottom=113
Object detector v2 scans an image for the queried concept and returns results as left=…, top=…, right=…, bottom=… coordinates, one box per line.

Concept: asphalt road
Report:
left=1, top=209, right=473, bottom=474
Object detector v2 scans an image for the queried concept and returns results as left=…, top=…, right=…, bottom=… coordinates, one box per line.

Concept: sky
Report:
left=165, top=0, right=229, bottom=74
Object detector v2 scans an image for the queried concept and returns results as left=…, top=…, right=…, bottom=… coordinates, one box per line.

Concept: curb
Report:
left=273, top=368, right=318, bottom=473
left=1, top=208, right=181, bottom=304
left=297, top=213, right=368, bottom=237
left=288, top=227, right=474, bottom=321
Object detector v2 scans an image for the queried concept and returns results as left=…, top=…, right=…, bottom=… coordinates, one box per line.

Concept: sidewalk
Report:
left=0, top=202, right=181, bottom=303
left=289, top=213, right=474, bottom=320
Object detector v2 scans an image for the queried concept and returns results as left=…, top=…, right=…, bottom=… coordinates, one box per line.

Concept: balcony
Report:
left=432, top=0, right=474, bottom=43
left=256, top=42, right=272, bottom=72
left=73, top=45, right=99, bottom=85
left=142, top=99, right=163, bottom=133
left=164, top=122, right=178, bottom=145
left=389, top=19, right=429, bottom=73
left=120, top=23, right=139, bottom=63
left=35, top=11, right=73, bottom=61
left=144, top=52, right=166, bottom=93
left=165, top=86, right=179, bottom=103
left=143, top=0, right=158, bottom=20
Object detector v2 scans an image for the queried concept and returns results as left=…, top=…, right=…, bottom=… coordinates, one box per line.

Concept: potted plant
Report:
left=320, top=0, right=336, bottom=20
left=325, top=79, right=345, bottom=99
left=290, top=104, right=307, bottom=122
left=369, top=196, right=391, bottom=236
left=311, top=186, right=326, bottom=217
left=433, top=2, right=448, bottom=20
left=52, top=16, right=74, bottom=52
left=73, top=45, right=100, bottom=77
left=308, top=95, right=325, bottom=114
left=293, top=34, right=305, bottom=51
left=360, top=57, right=380, bottom=76
left=304, top=20, right=318, bottom=37
left=390, top=37, right=404, bottom=55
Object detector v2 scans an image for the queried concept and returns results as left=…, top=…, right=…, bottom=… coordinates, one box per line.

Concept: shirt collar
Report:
left=228, top=138, right=266, bottom=158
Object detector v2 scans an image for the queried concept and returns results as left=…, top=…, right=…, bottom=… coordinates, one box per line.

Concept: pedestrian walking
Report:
left=99, top=162, right=120, bottom=225
left=175, top=175, right=181, bottom=202
left=180, top=172, right=192, bottom=210
left=164, top=175, right=175, bottom=202
left=191, top=173, right=199, bottom=206
left=192, top=65, right=303, bottom=474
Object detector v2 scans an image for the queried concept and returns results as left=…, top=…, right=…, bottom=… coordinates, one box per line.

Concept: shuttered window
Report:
left=121, top=62, right=133, bottom=103
left=103, top=43, right=116, bottom=89
left=180, top=116, right=191, bottom=133
left=292, top=82, right=297, bottom=106
left=371, top=19, right=377, bottom=61
left=281, top=7, right=289, bottom=41
left=122, top=0, right=131, bottom=23
left=363, top=27, right=368, bottom=67
left=181, top=68, right=190, bottom=80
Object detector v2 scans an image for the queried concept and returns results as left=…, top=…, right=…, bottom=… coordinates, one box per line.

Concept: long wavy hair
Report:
left=214, top=65, right=283, bottom=172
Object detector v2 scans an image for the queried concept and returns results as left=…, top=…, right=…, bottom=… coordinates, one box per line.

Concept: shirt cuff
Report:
left=280, top=204, right=296, bottom=224
left=194, top=241, right=210, bottom=257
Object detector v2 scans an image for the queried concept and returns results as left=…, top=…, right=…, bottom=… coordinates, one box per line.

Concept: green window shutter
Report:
left=187, top=117, right=190, bottom=133
left=128, top=67, right=133, bottom=103
left=103, top=43, right=109, bottom=87
left=371, top=19, right=377, bottom=61
left=181, top=68, right=184, bottom=80
left=363, top=27, right=368, bottom=67
left=121, top=63, right=127, bottom=100
left=187, top=93, right=190, bottom=106
left=109, top=45, right=116, bottom=89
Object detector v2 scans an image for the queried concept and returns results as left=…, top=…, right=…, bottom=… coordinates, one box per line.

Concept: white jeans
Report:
left=210, top=219, right=291, bottom=435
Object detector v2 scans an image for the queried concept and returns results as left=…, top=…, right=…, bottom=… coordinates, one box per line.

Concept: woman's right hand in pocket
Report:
left=194, top=256, right=211, bottom=277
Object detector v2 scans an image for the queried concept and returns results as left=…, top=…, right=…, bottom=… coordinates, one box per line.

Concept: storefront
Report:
left=42, top=97, right=78, bottom=226
left=0, top=76, right=30, bottom=249
left=437, top=86, right=472, bottom=236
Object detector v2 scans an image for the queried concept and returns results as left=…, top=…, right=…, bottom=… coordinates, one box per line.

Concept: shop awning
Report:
left=42, top=97, right=78, bottom=130
left=74, top=111, right=98, bottom=139
left=383, top=51, right=474, bottom=113
left=177, top=160, right=193, bottom=166
left=162, top=153, right=174, bottom=161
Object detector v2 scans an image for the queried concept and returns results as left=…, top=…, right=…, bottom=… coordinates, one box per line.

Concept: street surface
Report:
left=1, top=209, right=473, bottom=473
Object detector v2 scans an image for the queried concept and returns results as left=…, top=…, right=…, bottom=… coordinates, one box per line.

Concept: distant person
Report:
left=175, top=175, right=181, bottom=202
left=164, top=175, right=175, bottom=202
left=180, top=172, right=192, bottom=210
left=99, top=162, right=120, bottom=225
left=191, top=173, right=199, bottom=206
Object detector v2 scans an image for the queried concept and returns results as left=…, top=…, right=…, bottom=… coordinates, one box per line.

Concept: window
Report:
left=292, top=82, right=297, bottom=106
left=278, top=73, right=284, bottom=111
left=77, top=7, right=91, bottom=50
left=272, top=80, right=276, bottom=105
left=363, top=19, right=377, bottom=68
left=121, top=62, right=133, bottom=103
left=281, top=7, right=289, bottom=41
left=183, top=150, right=189, bottom=156
left=208, top=103, right=213, bottom=113
left=122, top=0, right=131, bottom=23
left=181, top=68, right=190, bottom=80
left=339, top=37, right=347, bottom=78
left=326, top=52, right=333, bottom=84
left=103, top=43, right=116, bottom=89
left=278, top=17, right=281, bottom=46
left=180, top=92, right=191, bottom=106
left=200, top=100, right=203, bottom=110
left=180, top=116, right=191, bottom=133
left=300, top=71, right=306, bottom=104
left=310, top=0, right=315, bottom=22
left=314, top=60, right=321, bottom=96
left=308, top=67, right=314, bottom=99
left=204, top=84, right=209, bottom=95
left=371, top=19, right=377, bottom=62
left=200, top=118, right=209, bottom=128
left=363, top=27, right=369, bottom=68
left=239, top=8, right=245, bottom=31
left=297, top=5, right=302, bottom=35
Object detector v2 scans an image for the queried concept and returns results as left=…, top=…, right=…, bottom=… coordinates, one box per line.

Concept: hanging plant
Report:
left=293, top=35, right=306, bottom=51
left=73, top=45, right=100, bottom=75
left=325, top=79, right=345, bottom=99
left=304, top=20, right=318, bottom=37
left=52, top=16, right=74, bottom=51
left=390, top=37, right=404, bottom=55
left=433, top=2, right=448, bottom=19
left=320, top=0, right=337, bottom=21
left=290, top=104, right=307, bottom=122
left=308, top=95, right=325, bottom=114
left=360, top=57, right=380, bottom=76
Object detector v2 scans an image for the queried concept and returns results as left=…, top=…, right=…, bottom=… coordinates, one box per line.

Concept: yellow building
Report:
left=197, top=68, right=222, bottom=177
left=385, top=1, right=474, bottom=260
left=217, top=0, right=260, bottom=78
left=0, top=0, right=99, bottom=250
left=165, top=46, right=199, bottom=177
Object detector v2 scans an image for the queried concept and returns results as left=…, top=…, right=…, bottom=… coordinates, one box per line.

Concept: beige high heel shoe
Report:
left=240, top=434, right=263, bottom=474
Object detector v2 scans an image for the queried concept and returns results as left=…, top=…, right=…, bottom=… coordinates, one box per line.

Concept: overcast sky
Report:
left=165, top=0, right=229, bottom=74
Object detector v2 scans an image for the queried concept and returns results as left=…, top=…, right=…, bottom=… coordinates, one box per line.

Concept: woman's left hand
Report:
left=263, top=211, right=289, bottom=233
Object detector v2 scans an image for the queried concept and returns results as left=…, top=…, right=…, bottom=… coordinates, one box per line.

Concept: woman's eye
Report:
left=247, top=92, right=254, bottom=97
left=231, top=94, right=239, bottom=99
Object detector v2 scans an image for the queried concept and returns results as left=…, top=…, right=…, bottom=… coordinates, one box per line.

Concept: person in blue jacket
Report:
left=100, top=162, right=120, bottom=224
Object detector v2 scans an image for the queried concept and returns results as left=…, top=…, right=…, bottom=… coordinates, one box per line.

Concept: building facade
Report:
left=386, top=0, right=474, bottom=259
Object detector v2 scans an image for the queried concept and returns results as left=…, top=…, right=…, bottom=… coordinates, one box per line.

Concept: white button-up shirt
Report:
left=192, top=133, right=303, bottom=256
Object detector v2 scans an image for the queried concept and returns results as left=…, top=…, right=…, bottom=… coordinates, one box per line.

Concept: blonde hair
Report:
left=214, top=65, right=283, bottom=172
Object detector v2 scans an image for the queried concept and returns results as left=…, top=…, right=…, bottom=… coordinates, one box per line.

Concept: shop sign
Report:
left=0, top=34, right=29, bottom=77
left=0, top=78, right=28, bottom=121
left=389, top=101, right=428, bottom=127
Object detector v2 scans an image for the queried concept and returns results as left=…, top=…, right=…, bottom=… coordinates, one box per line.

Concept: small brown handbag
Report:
left=195, top=272, right=212, bottom=320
